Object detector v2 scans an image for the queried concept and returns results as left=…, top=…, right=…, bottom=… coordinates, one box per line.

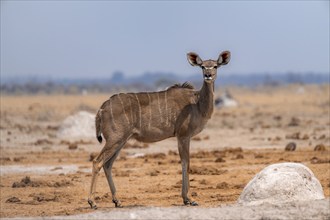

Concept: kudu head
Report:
left=187, top=51, right=231, bottom=83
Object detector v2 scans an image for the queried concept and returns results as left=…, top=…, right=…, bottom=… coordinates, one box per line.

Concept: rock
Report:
left=273, top=115, right=282, bottom=121
left=34, top=139, right=53, bottom=146
left=199, top=179, right=209, bottom=185
left=318, top=134, right=326, bottom=140
left=285, top=142, right=297, bottom=151
left=215, top=90, right=238, bottom=108
left=215, top=157, right=226, bottom=163
left=235, top=154, right=244, bottom=159
left=203, top=135, right=210, bottom=140
left=288, top=117, right=300, bottom=126
left=68, top=143, right=78, bottom=150
left=12, top=176, right=40, bottom=188
left=192, top=136, right=202, bottom=141
left=301, top=134, right=309, bottom=140
left=225, top=147, right=243, bottom=153
left=238, top=163, right=325, bottom=205
left=310, top=157, right=330, bottom=164
left=168, top=150, right=178, bottom=156
left=254, top=154, right=264, bottom=159
left=191, top=192, right=198, bottom=197
left=314, top=144, right=326, bottom=151
left=31, top=193, right=58, bottom=202
left=149, top=170, right=160, bottom=176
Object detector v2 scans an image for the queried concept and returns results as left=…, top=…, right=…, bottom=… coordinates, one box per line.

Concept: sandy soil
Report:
left=0, top=84, right=329, bottom=218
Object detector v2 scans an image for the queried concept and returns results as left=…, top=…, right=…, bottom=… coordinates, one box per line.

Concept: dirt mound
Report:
left=189, top=166, right=228, bottom=175
left=12, top=176, right=41, bottom=187
left=143, top=153, right=166, bottom=159
left=57, top=111, right=95, bottom=139
left=5, top=197, right=21, bottom=203
left=190, top=148, right=239, bottom=159
left=12, top=176, right=72, bottom=188
left=30, top=192, right=59, bottom=202
left=310, top=157, right=330, bottom=164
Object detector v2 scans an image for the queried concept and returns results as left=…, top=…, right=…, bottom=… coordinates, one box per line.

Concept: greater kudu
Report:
left=88, top=51, right=231, bottom=208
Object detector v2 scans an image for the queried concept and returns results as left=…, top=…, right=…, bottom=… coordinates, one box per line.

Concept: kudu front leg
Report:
left=178, top=137, right=198, bottom=206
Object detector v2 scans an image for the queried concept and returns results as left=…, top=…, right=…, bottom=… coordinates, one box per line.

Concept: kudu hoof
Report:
left=113, top=199, right=123, bottom=208
left=184, top=199, right=199, bottom=206
left=88, top=199, right=98, bottom=209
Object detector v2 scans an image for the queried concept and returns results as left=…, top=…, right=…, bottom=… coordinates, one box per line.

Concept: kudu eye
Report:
left=201, top=66, right=205, bottom=70
left=213, top=66, right=218, bottom=69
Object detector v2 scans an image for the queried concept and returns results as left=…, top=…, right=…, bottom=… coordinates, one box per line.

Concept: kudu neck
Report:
left=198, top=81, right=214, bottom=118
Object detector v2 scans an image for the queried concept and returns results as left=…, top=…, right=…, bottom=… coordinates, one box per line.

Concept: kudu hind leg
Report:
left=178, top=137, right=198, bottom=206
left=88, top=142, right=124, bottom=209
left=88, top=148, right=106, bottom=209
left=103, top=150, right=122, bottom=207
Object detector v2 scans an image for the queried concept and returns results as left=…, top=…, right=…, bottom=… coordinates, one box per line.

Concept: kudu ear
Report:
left=187, top=52, right=203, bottom=66
left=217, top=51, right=231, bottom=66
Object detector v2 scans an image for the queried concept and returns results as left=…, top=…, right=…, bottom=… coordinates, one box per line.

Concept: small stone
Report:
left=192, top=136, right=202, bottom=141
left=285, top=142, right=296, bottom=151
left=273, top=115, right=282, bottom=121
left=203, top=135, right=210, bottom=140
left=274, top=136, right=281, bottom=141
left=235, top=154, right=244, bottom=159
left=301, top=134, right=309, bottom=140
left=255, top=154, right=264, bottom=159
left=288, top=117, right=300, bottom=126
left=215, top=157, right=226, bottom=163
left=68, top=143, right=78, bottom=150
left=216, top=182, right=229, bottom=189
left=318, top=134, right=326, bottom=140
left=314, top=144, right=326, bottom=151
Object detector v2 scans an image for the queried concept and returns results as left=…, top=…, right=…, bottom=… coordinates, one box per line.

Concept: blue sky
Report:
left=1, top=1, right=329, bottom=80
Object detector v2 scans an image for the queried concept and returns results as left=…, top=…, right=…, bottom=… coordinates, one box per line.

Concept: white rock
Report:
left=238, top=162, right=325, bottom=205
left=215, top=90, right=238, bottom=108
left=57, top=111, right=95, bottom=139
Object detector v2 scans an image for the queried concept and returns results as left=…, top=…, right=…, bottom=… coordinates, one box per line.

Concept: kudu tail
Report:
left=95, top=109, right=102, bottom=143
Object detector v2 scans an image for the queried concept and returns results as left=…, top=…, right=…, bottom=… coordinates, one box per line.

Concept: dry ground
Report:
left=0, top=84, right=329, bottom=218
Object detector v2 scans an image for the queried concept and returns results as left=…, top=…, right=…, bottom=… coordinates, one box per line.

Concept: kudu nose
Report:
left=204, top=74, right=213, bottom=80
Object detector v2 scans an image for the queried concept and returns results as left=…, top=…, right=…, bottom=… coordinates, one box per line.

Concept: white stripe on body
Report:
left=157, top=93, right=163, bottom=123
left=118, top=94, right=130, bottom=124
left=109, top=98, right=117, bottom=127
left=147, top=93, right=152, bottom=129
left=134, top=94, right=142, bottom=128
left=165, top=90, right=168, bottom=126
left=128, top=97, right=134, bottom=123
